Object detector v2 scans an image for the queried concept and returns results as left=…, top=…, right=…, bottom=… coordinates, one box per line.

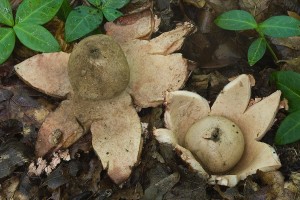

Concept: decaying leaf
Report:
left=257, top=171, right=295, bottom=199
left=214, top=185, right=243, bottom=200
left=271, top=36, right=300, bottom=51
left=0, top=140, right=30, bottom=179
left=183, top=0, right=206, bottom=8
left=205, top=0, right=239, bottom=13
left=14, top=52, right=72, bottom=98
left=182, top=29, right=242, bottom=69
left=285, top=172, right=300, bottom=197
left=45, top=17, right=74, bottom=53
left=105, top=10, right=160, bottom=43
left=143, top=172, right=180, bottom=200
left=242, top=170, right=297, bottom=199
left=0, top=86, right=51, bottom=126
left=163, top=169, right=208, bottom=200
left=239, top=0, right=271, bottom=21
left=111, top=183, right=143, bottom=200
left=14, top=174, right=39, bottom=200
left=278, top=56, right=300, bottom=73
left=0, top=88, right=13, bottom=102
left=42, top=162, right=76, bottom=190
left=0, top=176, right=20, bottom=199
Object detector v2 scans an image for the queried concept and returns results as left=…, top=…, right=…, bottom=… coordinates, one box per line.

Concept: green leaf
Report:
left=15, top=0, right=63, bottom=24
left=0, top=0, right=14, bottom=26
left=88, top=0, right=101, bottom=7
left=65, top=6, right=103, bottom=42
left=0, top=28, right=15, bottom=64
left=275, top=110, right=300, bottom=145
left=258, top=16, right=300, bottom=38
left=214, top=10, right=257, bottom=31
left=56, top=0, right=72, bottom=21
left=102, top=8, right=122, bottom=21
left=247, top=37, right=266, bottom=66
left=103, top=0, right=130, bottom=9
left=13, top=23, right=60, bottom=52
left=271, top=71, right=300, bottom=113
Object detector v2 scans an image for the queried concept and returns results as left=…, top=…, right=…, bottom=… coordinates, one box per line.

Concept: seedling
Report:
left=215, top=10, right=300, bottom=66
left=0, top=0, right=62, bottom=64
left=65, top=0, right=129, bottom=42
left=272, top=71, right=300, bottom=145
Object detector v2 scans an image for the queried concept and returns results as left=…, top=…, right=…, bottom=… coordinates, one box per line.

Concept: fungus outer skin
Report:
left=68, top=34, right=130, bottom=100
left=185, top=116, right=245, bottom=173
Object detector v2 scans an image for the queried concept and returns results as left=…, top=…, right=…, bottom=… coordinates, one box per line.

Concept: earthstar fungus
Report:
left=154, top=75, right=282, bottom=187
left=185, top=115, right=245, bottom=174
left=14, top=15, right=194, bottom=184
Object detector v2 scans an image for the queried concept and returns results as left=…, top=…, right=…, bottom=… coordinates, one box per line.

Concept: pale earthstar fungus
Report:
left=14, top=19, right=194, bottom=184
left=154, top=74, right=282, bottom=187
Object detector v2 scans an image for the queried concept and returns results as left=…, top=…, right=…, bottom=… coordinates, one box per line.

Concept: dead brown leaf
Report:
left=105, top=10, right=160, bottom=43
left=183, top=0, right=206, bottom=8
left=45, top=17, right=74, bottom=53
left=0, top=140, right=30, bottom=179
left=271, top=37, right=300, bottom=51
left=0, top=86, right=51, bottom=126
left=0, top=176, right=20, bottom=199
left=239, top=0, right=271, bottom=21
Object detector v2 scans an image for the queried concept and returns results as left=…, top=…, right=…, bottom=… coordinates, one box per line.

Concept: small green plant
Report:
left=215, top=10, right=300, bottom=66
left=65, top=0, right=129, bottom=42
left=0, top=0, right=63, bottom=64
left=272, top=71, right=300, bottom=145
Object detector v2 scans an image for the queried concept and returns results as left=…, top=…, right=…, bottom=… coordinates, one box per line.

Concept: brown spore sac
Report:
left=68, top=35, right=130, bottom=100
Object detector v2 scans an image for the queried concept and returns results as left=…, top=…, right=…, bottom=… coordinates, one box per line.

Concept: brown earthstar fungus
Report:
left=154, top=75, right=282, bottom=187
left=14, top=14, right=194, bottom=184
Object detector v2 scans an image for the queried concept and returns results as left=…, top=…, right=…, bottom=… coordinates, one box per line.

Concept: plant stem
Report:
left=258, top=31, right=278, bottom=62
left=265, top=39, right=279, bottom=62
